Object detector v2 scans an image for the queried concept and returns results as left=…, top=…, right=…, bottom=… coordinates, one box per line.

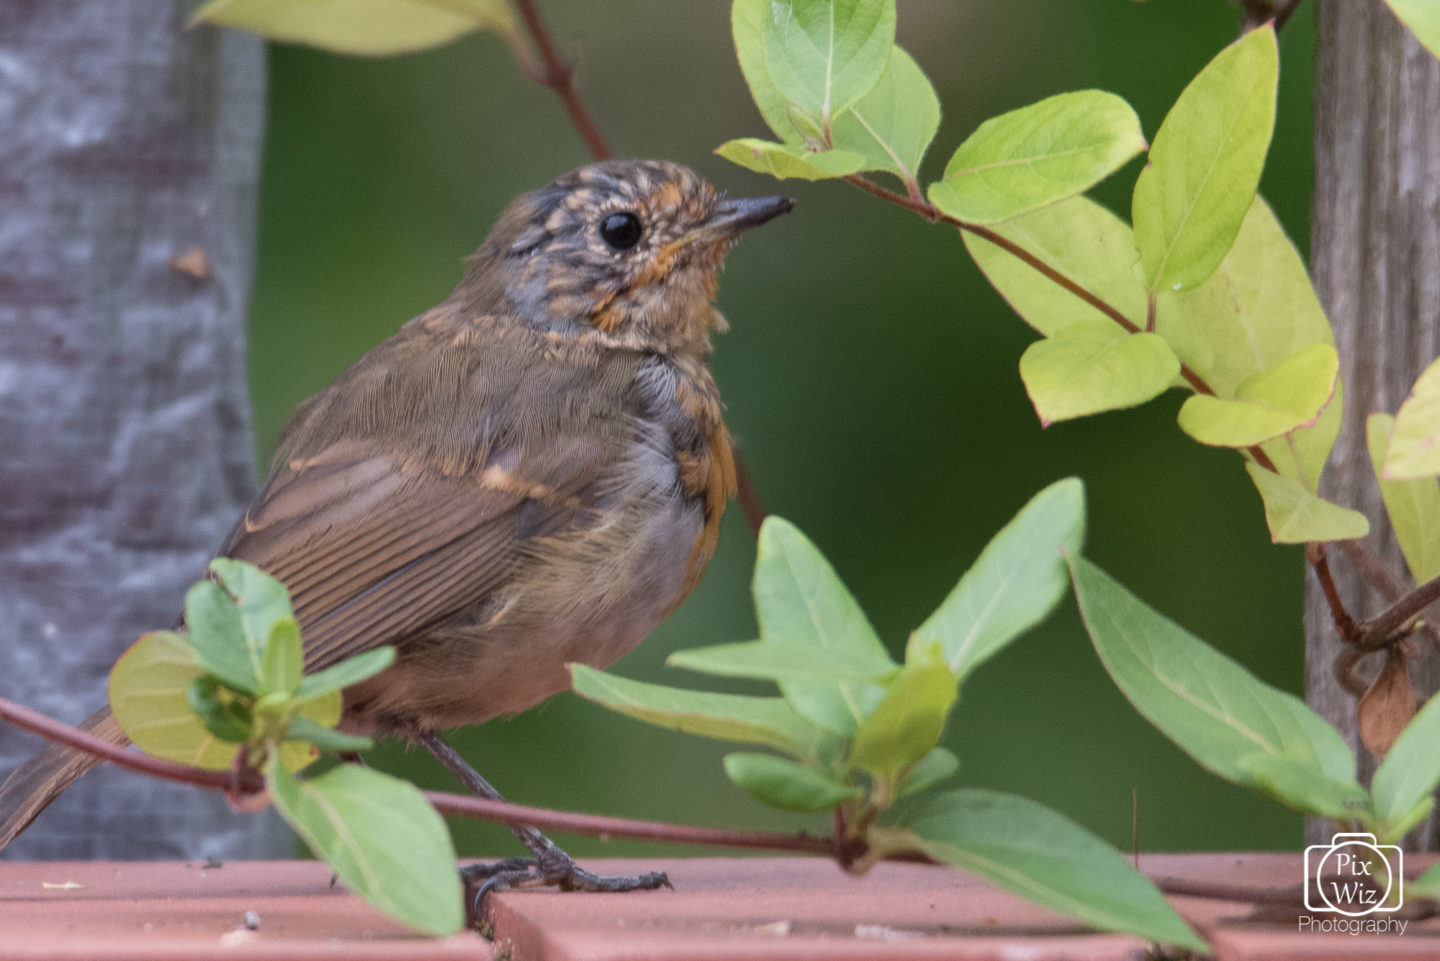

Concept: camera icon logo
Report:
left=1303, top=832, right=1402, bottom=916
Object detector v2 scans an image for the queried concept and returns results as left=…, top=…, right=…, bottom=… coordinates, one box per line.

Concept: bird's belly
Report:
left=342, top=491, right=705, bottom=734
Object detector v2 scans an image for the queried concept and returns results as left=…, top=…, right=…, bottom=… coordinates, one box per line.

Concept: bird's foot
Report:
left=462, top=854, right=670, bottom=926
left=462, top=853, right=671, bottom=893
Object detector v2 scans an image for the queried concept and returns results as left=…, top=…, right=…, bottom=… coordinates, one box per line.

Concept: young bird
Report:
left=0, top=159, right=793, bottom=892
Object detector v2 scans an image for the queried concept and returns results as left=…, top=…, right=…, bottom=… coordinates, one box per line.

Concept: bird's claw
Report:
left=462, top=854, right=670, bottom=925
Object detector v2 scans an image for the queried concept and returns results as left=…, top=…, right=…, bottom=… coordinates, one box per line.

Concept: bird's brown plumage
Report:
left=0, top=159, right=792, bottom=848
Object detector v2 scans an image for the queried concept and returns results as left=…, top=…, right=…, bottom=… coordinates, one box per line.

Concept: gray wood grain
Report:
left=0, top=2, right=285, bottom=858
left=1307, top=0, right=1440, bottom=846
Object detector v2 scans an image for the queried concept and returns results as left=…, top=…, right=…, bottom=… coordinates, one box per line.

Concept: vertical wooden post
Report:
left=0, top=3, right=284, bottom=858
left=1307, top=0, right=1440, bottom=846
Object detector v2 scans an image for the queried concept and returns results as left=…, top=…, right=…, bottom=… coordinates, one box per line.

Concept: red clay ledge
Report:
left=0, top=854, right=1436, bottom=960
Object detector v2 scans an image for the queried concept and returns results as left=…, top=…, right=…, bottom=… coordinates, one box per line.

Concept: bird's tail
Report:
left=0, top=706, right=125, bottom=851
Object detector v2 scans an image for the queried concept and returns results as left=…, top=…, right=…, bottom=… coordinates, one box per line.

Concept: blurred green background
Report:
left=248, top=1, right=1317, bottom=859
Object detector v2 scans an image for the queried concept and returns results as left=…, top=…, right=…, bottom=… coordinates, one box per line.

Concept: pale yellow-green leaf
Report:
left=1019, top=321, right=1178, bottom=425
left=110, top=631, right=234, bottom=770
left=1244, top=462, right=1370, bottom=544
left=830, top=46, right=940, bottom=188
left=1132, top=25, right=1278, bottom=292
left=930, top=90, right=1145, bottom=224
left=733, top=0, right=803, bottom=143
left=963, top=196, right=1147, bottom=337
left=1177, top=344, right=1338, bottom=448
left=190, top=0, right=515, bottom=57
left=1387, top=0, right=1440, bottom=61
left=1369, top=414, right=1440, bottom=582
left=715, top=139, right=866, bottom=181
left=1156, top=197, right=1338, bottom=489
left=762, top=0, right=896, bottom=131
left=281, top=690, right=342, bottom=772
left=1384, top=357, right=1440, bottom=480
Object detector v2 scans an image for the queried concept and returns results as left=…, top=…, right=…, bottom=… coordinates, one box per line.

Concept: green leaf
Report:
left=1372, top=688, right=1440, bottom=840
left=1154, top=197, right=1339, bottom=491
left=913, top=478, right=1085, bottom=681
left=287, top=716, right=375, bottom=755
left=183, top=581, right=260, bottom=694
left=754, top=517, right=890, bottom=735
left=1176, top=343, right=1339, bottom=448
left=761, top=0, right=896, bottom=134
left=1368, top=414, right=1440, bottom=582
left=279, top=690, right=344, bottom=772
left=733, top=0, right=803, bottom=143
left=929, top=91, right=1145, bottom=225
left=1411, top=860, right=1440, bottom=902
left=570, top=664, right=833, bottom=761
left=189, top=0, right=516, bottom=57
left=715, top=139, right=866, bottom=180
left=269, top=759, right=462, bottom=936
left=110, top=631, right=236, bottom=770
left=894, top=746, right=960, bottom=799
left=1236, top=754, right=1368, bottom=822
left=723, top=753, right=861, bottom=811
left=668, top=639, right=896, bottom=684
left=209, top=559, right=295, bottom=652
left=1384, top=357, right=1440, bottom=480
left=1244, top=462, right=1371, bottom=544
left=847, top=643, right=956, bottom=782
left=1132, top=25, right=1278, bottom=292
left=1019, top=322, right=1178, bottom=426
left=261, top=618, right=304, bottom=696
left=1387, top=0, right=1440, bottom=61
left=186, top=676, right=252, bottom=744
left=963, top=196, right=1147, bottom=337
left=296, top=648, right=397, bottom=702
left=897, top=790, right=1205, bottom=950
left=1070, top=556, right=1366, bottom=817
left=830, top=47, right=940, bottom=189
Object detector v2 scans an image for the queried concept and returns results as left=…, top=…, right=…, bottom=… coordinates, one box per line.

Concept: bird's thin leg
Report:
left=418, top=731, right=670, bottom=895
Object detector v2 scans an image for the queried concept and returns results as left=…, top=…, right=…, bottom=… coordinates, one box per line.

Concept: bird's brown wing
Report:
left=217, top=432, right=613, bottom=672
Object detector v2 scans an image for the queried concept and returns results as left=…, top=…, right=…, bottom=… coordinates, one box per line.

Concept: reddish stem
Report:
left=514, top=0, right=611, bottom=161
left=0, top=695, right=263, bottom=797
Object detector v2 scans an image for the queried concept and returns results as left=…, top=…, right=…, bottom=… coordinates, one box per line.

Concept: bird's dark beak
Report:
left=704, top=195, right=796, bottom=237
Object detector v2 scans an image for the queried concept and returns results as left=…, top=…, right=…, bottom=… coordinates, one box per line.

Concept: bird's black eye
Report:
left=599, top=211, right=643, bottom=251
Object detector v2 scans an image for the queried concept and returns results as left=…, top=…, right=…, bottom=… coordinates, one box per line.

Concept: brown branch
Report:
left=0, top=694, right=851, bottom=860
left=424, top=791, right=834, bottom=855
left=1334, top=538, right=1406, bottom=604
left=0, top=695, right=263, bottom=797
left=1274, top=0, right=1305, bottom=32
left=1306, top=542, right=1360, bottom=643
left=1357, top=571, right=1440, bottom=646
left=513, top=0, right=611, bottom=161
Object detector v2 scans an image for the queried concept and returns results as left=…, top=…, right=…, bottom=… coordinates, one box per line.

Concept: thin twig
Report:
left=1306, top=542, right=1360, bottom=643
left=1334, top=538, right=1405, bottom=603
left=0, top=694, right=843, bottom=859
left=513, top=0, right=611, bottom=160
left=424, top=791, right=834, bottom=855
left=1274, top=0, right=1305, bottom=32
left=1357, top=571, right=1440, bottom=646
left=0, top=695, right=263, bottom=797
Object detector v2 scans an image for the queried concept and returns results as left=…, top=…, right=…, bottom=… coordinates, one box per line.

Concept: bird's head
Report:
left=458, top=159, right=793, bottom=354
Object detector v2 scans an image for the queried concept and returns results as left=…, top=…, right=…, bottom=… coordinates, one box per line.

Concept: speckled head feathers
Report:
left=454, top=160, right=793, bottom=354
